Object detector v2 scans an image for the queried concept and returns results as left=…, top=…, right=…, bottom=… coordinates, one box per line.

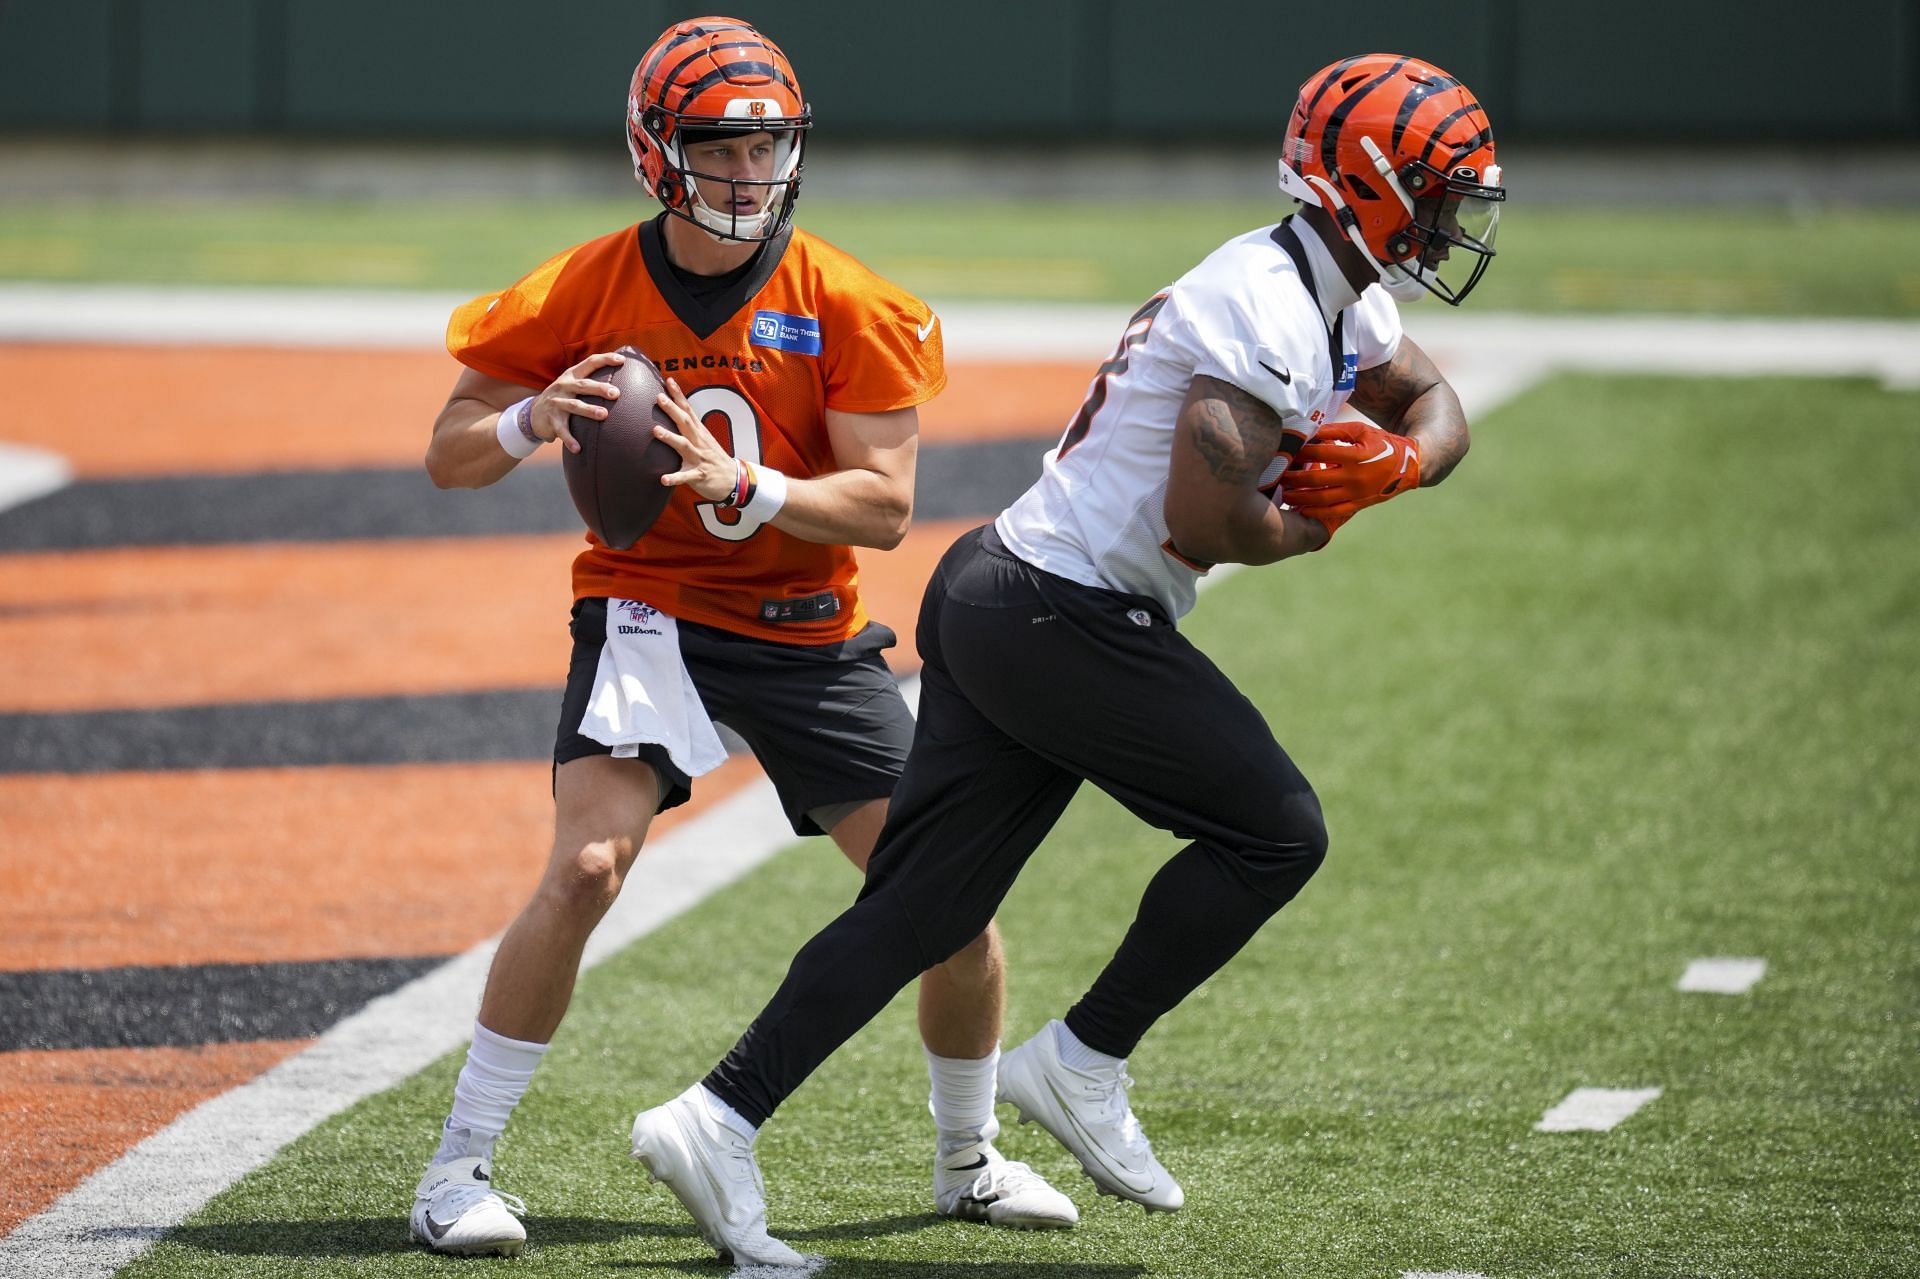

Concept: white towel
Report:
left=575, top=599, right=728, bottom=779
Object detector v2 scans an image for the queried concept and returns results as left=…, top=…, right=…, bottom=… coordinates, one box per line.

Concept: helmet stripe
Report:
left=1390, top=74, right=1460, bottom=151
left=658, top=37, right=776, bottom=100
left=668, top=62, right=796, bottom=115
left=1435, top=127, right=1497, bottom=175
left=637, top=27, right=716, bottom=93
left=1301, top=55, right=1366, bottom=120
left=1320, top=57, right=1408, bottom=185
left=1415, top=102, right=1487, bottom=166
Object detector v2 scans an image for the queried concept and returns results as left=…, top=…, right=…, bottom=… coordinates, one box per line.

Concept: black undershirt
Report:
left=638, top=213, right=792, bottom=339
left=663, top=235, right=765, bottom=302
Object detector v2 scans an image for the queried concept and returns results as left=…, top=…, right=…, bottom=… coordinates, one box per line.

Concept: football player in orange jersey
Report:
left=410, top=16, right=1072, bottom=1262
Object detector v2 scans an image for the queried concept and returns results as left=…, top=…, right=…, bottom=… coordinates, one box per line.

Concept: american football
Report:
left=563, top=345, right=679, bottom=549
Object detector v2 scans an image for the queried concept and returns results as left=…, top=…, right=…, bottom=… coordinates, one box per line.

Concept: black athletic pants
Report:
left=705, top=525, right=1328, bottom=1126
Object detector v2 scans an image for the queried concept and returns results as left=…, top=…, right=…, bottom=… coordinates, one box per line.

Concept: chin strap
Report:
left=1303, top=170, right=1430, bottom=298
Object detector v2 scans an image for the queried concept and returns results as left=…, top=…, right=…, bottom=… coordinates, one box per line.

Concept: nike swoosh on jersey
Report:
left=917, top=315, right=938, bottom=342
left=1259, top=360, right=1292, bottom=384
left=1044, top=1078, right=1154, bottom=1193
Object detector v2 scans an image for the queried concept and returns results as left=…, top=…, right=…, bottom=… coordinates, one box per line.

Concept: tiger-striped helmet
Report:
left=626, top=16, right=811, bottom=242
left=1278, top=54, right=1504, bottom=304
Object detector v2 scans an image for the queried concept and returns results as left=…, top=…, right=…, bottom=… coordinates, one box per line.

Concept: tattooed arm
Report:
left=1346, top=336, right=1470, bottom=485
left=1163, top=374, right=1330, bottom=567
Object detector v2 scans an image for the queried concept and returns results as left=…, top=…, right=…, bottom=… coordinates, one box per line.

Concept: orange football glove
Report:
left=1281, top=421, right=1421, bottom=536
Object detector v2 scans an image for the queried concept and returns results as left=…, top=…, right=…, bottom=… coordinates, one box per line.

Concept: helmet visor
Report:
left=1403, top=171, right=1505, bottom=304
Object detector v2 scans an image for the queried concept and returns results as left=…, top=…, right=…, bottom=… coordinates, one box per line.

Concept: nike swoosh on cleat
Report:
left=1041, top=1078, right=1153, bottom=1195
left=945, top=1153, right=990, bottom=1171
left=1259, top=361, right=1292, bottom=384
left=422, top=1213, right=455, bottom=1241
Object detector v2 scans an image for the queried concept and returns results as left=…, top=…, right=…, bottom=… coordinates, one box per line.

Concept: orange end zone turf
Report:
left=0, top=345, right=1086, bottom=478
left=0, top=520, right=971, bottom=714
left=0, top=755, right=774, bottom=972
left=0, top=1041, right=309, bottom=1236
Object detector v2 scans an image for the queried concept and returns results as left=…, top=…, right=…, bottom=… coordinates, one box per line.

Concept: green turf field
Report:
left=3, top=200, right=1917, bottom=316
left=115, top=370, right=1920, bottom=1277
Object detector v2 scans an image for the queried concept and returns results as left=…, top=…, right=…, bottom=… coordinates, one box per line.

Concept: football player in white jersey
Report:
left=627, top=54, right=1505, bottom=1260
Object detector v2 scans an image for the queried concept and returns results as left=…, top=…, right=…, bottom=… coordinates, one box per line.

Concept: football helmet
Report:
left=1277, top=54, right=1504, bottom=304
left=626, top=17, right=811, bottom=242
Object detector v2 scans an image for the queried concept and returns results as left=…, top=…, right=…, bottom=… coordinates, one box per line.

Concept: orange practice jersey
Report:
left=446, top=217, right=945, bottom=644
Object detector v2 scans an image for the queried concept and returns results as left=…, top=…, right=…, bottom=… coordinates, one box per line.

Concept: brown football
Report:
left=562, top=346, right=680, bottom=549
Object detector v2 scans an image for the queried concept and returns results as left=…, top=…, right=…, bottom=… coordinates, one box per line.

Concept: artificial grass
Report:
left=120, top=370, right=1920, bottom=1277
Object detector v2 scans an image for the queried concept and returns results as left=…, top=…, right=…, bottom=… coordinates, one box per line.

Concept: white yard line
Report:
left=1, top=285, right=1917, bottom=388
left=1535, top=1087, right=1664, bottom=1133
left=1678, top=957, right=1768, bottom=994
left=0, top=283, right=469, bottom=348
left=1403, top=1271, right=1492, bottom=1278
left=0, top=442, right=71, bottom=515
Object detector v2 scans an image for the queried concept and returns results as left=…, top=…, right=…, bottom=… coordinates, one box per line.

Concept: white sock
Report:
left=697, top=1083, right=758, bottom=1141
left=926, top=1045, right=1000, bottom=1156
left=1055, top=1019, right=1124, bottom=1073
left=432, top=1021, right=549, bottom=1165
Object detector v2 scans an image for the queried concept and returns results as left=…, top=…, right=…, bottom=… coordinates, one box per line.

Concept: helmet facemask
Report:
left=667, top=124, right=806, bottom=243
left=1370, top=148, right=1504, bottom=305
left=631, top=106, right=809, bottom=244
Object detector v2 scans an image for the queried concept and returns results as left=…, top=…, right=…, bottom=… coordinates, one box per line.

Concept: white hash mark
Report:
left=1536, top=1086, right=1663, bottom=1132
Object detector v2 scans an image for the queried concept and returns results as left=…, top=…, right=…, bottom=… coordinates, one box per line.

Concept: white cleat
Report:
left=410, top=1155, right=527, bottom=1257
left=630, top=1084, right=807, bottom=1268
left=997, top=1020, right=1185, bottom=1213
left=934, top=1138, right=1079, bottom=1229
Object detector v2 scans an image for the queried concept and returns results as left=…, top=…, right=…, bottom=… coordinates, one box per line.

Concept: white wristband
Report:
left=742, top=464, right=788, bottom=520
left=496, top=396, right=543, bottom=460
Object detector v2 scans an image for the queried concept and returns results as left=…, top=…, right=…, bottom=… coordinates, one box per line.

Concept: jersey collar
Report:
left=638, top=214, right=794, bottom=341
left=1275, top=215, right=1363, bottom=327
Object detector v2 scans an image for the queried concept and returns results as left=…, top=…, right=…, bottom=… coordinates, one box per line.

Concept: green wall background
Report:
left=2, top=1, right=1915, bottom=141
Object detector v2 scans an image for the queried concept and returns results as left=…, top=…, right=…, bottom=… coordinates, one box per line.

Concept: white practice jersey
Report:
left=996, top=218, right=1403, bottom=621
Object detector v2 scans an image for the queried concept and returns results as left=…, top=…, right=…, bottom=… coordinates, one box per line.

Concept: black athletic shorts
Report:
left=553, top=598, right=914, bottom=835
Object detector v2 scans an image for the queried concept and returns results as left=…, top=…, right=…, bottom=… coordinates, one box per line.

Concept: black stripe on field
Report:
left=0, top=689, right=557, bottom=774
left=0, top=689, right=764, bottom=774
left=0, top=437, right=1054, bottom=552
left=0, top=956, right=449, bottom=1052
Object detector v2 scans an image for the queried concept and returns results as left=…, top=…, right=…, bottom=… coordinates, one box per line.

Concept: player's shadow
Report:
left=779, top=1211, right=953, bottom=1242
left=650, top=1263, right=1145, bottom=1277
left=130, top=1213, right=1146, bottom=1273
left=624, top=1215, right=1147, bottom=1276
left=148, top=1214, right=686, bottom=1258
left=146, top=1210, right=936, bottom=1259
